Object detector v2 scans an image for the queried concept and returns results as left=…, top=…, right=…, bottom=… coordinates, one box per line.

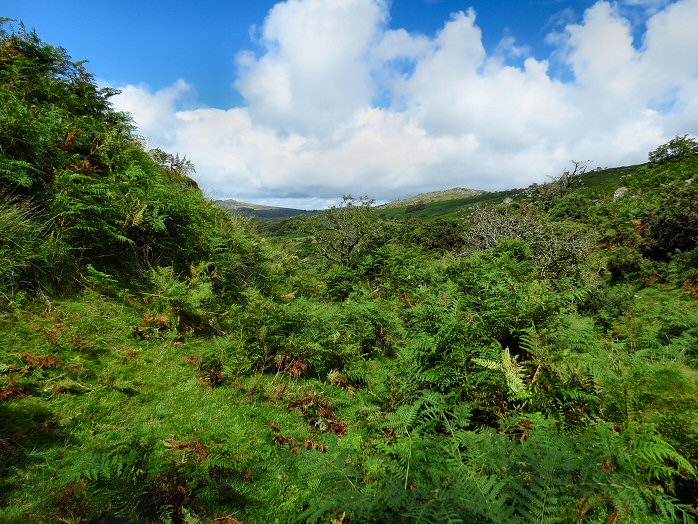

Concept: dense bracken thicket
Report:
left=0, top=21, right=267, bottom=306
left=1, top=22, right=698, bottom=524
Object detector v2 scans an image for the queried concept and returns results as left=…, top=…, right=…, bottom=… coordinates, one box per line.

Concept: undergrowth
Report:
left=1, top=20, right=697, bottom=524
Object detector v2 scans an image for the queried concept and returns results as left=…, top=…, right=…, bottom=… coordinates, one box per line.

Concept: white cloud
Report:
left=235, top=0, right=387, bottom=134
left=111, top=0, right=698, bottom=208
left=113, top=79, right=193, bottom=144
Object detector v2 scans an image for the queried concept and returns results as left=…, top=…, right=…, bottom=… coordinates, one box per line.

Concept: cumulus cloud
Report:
left=114, top=79, right=193, bottom=144
left=111, top=0, right=698, bottom=208
left=235, top=0, right=386, bottom=134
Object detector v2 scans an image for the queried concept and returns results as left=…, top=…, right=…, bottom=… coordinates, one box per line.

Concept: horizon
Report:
left=4, top=0, right=698, bottom=209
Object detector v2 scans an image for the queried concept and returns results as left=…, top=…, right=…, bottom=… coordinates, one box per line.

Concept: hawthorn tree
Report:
left=311, top=195, right=380, bottom=267
left=649, top=135, right=698, bottom=163
left=528, top=160, right=591, bottom=209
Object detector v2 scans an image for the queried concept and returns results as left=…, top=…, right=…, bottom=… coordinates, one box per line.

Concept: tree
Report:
left=648, top=135, right=698, bottom=163
left=310, top=195, right=380, bottom=267
left=148, top=148, right=198, bottom=188
left=528, top=160, right=591, bottom=209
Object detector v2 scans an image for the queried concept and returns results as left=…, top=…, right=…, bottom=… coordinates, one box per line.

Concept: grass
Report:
left=375, top=164, right=645, bottom=222
left=0, top=293, right=360, bottom=523
left=376, top=187, right=521, bottom=221
left=379, top=188, right=485, bottom=209
left=258, top=161, right=676, bottom=233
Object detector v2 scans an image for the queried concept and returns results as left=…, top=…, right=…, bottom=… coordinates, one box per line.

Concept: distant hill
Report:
left=380, top=188, right=486, bottom=209
left=214, top=199, right=315, bottom=219
left=375, top=164, right=644, bottom=222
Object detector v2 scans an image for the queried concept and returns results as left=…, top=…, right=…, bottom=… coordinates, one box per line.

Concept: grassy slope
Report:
left=378, top=189, right=519, bottom=221
left=215, top=199, right=314, bottom=219
left=215, top=199, right=284, bottom=211
left=0, top=294, right=359, bottom=523
left=380, top=188, right=485, bottom=209
left=3, top=285, right=697, bottom=522
left=3, top=157, right=698, bottom=523
left=375, top=164, right=643, bottom=222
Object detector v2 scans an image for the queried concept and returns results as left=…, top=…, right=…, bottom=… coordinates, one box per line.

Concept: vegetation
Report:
left=649, top=135, right=698, bottom=164
left=379, top=187, right=485, bottom=209
left=215, top=199, right=314, bottom=219
left=1, top=22, right=698, bottom=524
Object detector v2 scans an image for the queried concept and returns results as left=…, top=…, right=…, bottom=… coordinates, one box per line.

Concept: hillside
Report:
left=215, top=198, right=315, bottom=219
left=380, top=187, right=485, bottom=209
left=2, top=24, right=698, bottom=524
left=373, top=164, right=643, bottom=222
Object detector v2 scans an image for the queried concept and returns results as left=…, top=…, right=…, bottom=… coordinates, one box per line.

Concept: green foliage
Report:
left=2, top=23, right=698, bottom=523
left=528, top=160, right=591, bottom=209
left=301, top=408, right=696, bottom=523
left=0, top=154, right=39, bottom=188
left=462, top=205, right=596, bottom=281
left=403, top=218, right=465, bottom=251
left=307, top=195, right=384, bottom=267
left=146, top=263, right=217, bottom=333
left=473, top=347, right=530, bottom=399
left=0, top=20, right=270, bottom=302
left=649, top=135, right=698, bottom=163
left=641, top=187, right=698, bottom=260
left=0, top=199, right=44, bottom=296
left=324, top=264, right=360, bottom=301
left=84, top=263, right=121, bottom=297
left=579, top=283, right=636, bottom=328
left=549, top=191, right=594, bottom=220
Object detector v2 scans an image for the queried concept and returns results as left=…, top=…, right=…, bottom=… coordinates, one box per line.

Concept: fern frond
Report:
left=384, top=401, right=421, bottom=433
left=472, top=357, right=500, bottom=370
left=0, top=156, right=39, bottom=188
left=501, top=348, right=529, bottom=397
left=474, top=348, right=530, bottom=398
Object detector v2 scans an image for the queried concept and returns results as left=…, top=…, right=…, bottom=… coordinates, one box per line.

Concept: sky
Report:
left=4, top=0, right=698, bottom=208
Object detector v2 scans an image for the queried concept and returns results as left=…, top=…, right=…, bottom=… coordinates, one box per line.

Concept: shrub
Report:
left=527, top=160, right=590, bottom=209
left=307, top=195, right=382, bottom=267
left=324, top=265, right=359, bottom=301
left=649, top=135, right=698, bottom=163
left=403, top=219, right=465, bottom=251
left=146, top=263, right=216, bottom=333
left=641, top=187, right=698, bottom=260
left=461, top=206, right=595, bottom=281
left=549, top=191, right=593, bottom=220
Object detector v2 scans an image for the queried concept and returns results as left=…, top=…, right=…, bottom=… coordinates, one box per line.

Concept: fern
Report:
left=0, top=155, right=39, bottom=188
left=474, top=347, right=530, bottom=399
left=384, top=400, right=422, bottom=434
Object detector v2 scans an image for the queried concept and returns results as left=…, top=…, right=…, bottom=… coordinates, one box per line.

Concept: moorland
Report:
left=1, top=22, right=698, bottom=524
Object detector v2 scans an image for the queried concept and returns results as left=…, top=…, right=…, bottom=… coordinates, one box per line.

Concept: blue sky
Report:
left=3, top=0, right=697, bottom=207
left=5, top=0, right=598, bottom=107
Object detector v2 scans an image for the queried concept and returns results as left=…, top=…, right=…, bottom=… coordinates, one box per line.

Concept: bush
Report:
left=403, top=219, right=465, bottom=251
left=462, top=205, right=596, bottom=281
left=641, top=187, right=698, bottom=260
left=549, top=191, right=593, bottom=220
left=606, top=245, right=648, bottom=283
left=145, top=263, right=216, bottom=334
left=579, top=283, right=636, bottom=327
left=324, top=265, right=359, bottom=301
left=649, top=135, right=698, bottom=163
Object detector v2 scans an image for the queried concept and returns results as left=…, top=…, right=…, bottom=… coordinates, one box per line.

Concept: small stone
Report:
left=613, top=187, right=628, bottom=200
left=502, top=197, right=513, bottom=204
